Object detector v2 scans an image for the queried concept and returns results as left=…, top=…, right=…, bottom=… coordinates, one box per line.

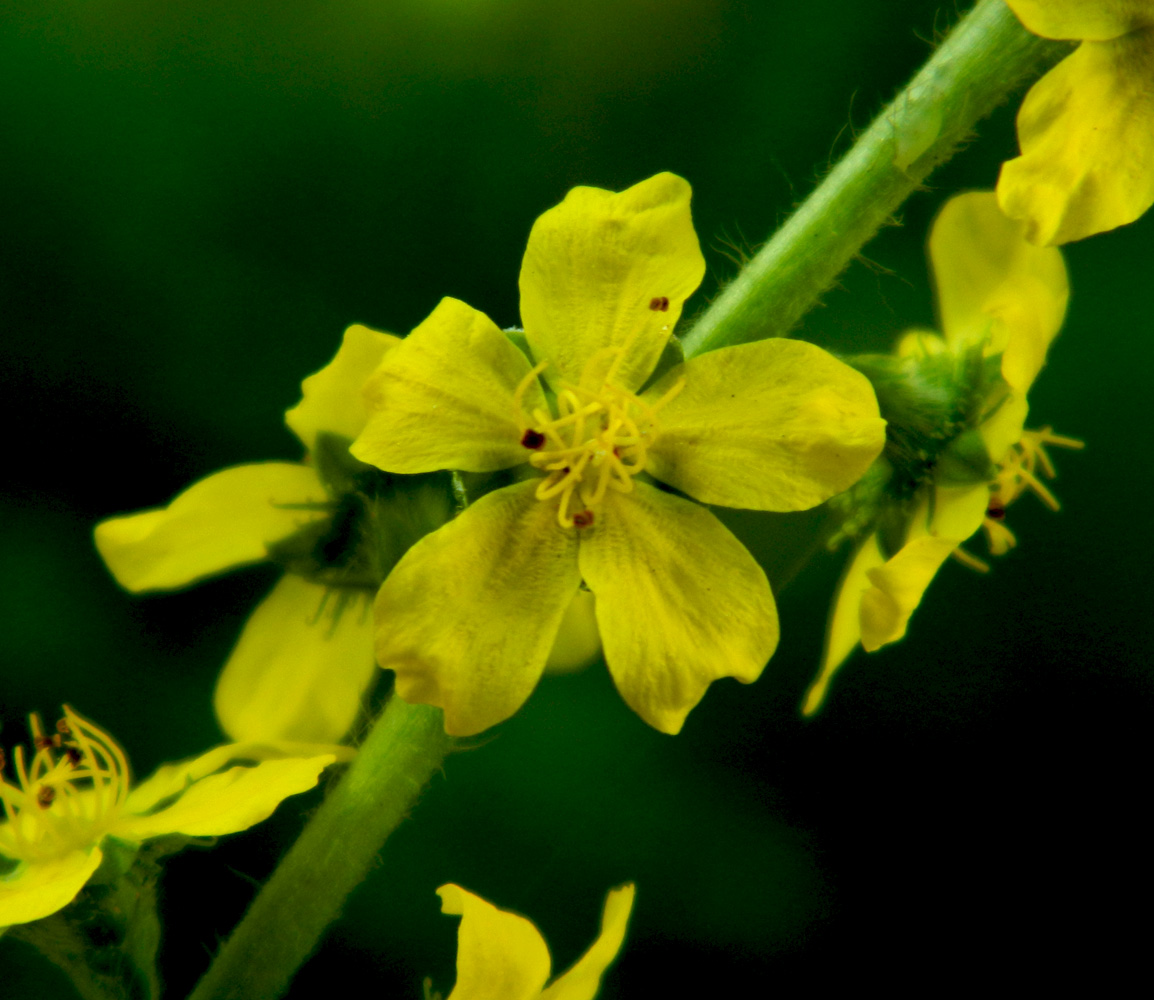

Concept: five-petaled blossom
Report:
left=95, top=325, right=399, bottom=744
left=351, top=172, right=887, bottom=736
left=803, top=191, right=1080, bottom=714
left=0, top=706, right=347, bottom=927
left=432, top=882, right=634, bottom=1000
left=998, top=0, right=1154, bottom=245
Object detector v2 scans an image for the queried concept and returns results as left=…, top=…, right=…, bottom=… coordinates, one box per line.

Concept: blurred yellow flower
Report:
left=998, top=0, right=1154, bottom=244
left=0, top=706, right=346, bottom=928
left=352, top=172, right=886, bottom=736
left=804, top=191, right=1079, bottom=715
left=94, top=326, right=399, bottom=745
left=432, top=882, right=634, bottom=1000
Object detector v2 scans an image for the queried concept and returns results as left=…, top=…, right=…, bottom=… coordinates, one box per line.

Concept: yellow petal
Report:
left=352, top=298, right=544, bottom=474
left=859, top=536, right=959, bottom=652
left=578, top=483, right=777, bottom=735
left=116, top=756, right=333, bottom=840
left=802, top=534, right=886, bottom=716
left=895, top=329, right=948, bottom=358
left=539, top=884, right=635, bottom=1000
left=930, top=191, right=1068, bottom=390
left=125, top=741, right=352, bottom=817
left=373, top=480, right=581, bottom=736
left=922, top=485, right=991, bottom=543
left=645, top=338, right=886, bottom=511
left=437, top=884, right=552, bottom=1000
left=213, top=574, right=376, bottom=744
left=998, top=30, right=1154, bottom=245
left=979, top=394, right=1030, bottom=467
left=94, top=463, right=327, bottom=592
left=1005, top=0, right=1154, bottom=40
left=543, top=589, right=603, bottom=676
left=0, top=847, right=103, bottom=927
left=519, top=173, right=705, bottom=394
left=285, top=324, right=400, bottom=453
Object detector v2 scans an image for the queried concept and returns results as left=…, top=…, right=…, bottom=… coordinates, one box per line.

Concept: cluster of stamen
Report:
left=514, top=348, right=684, bottom=528
left=953, top=426, right=1083, bottom=573
left=0, top=707, right=130, bottom=862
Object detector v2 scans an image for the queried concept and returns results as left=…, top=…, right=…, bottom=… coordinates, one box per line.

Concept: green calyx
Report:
left=830, top=346, right=1007, bottom=553
left=268, top=432, right=455, bottom=591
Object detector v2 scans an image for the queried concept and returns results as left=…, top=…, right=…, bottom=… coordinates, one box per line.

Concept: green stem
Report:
left=680, top=0, right=1070, bottom=359
left=187, top=698, right=453, bottom=1000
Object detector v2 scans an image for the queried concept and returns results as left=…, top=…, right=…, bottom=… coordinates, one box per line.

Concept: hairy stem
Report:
left=188, top=698, right=452, bottom=1000
left=681, top=0, right=1070, bottom=358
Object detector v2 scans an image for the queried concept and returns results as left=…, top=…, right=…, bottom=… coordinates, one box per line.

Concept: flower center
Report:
left=0, top=707, right=130, bottom=863
left=514, top=348, right=684, bottom=528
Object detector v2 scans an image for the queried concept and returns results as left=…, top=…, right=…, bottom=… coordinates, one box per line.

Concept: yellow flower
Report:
left=804, top=191, right=1079, bottom=715
left=432, top=882, right=634, bottom=1000
left=0, top=706, right=347, bottom=928
left=351, top=172, right=887, bottom=736
left=998, top=0, right=1154, bottom=244
left=94, top=325, right=400, bottom=744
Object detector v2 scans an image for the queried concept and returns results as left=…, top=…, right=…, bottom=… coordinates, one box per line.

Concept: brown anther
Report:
left=521, top=429, right=546, bottom=449
left=37, top=785, right=56, bottom=809
left=33, top=734, right=59, bottom=751
left=572, top=510, right=595, bottom=528
left=648, top=296, right=670, bottom=312
left=986, top=503, right=1006, bottom=521
left=56, top=718, right=71, bottom=735
left=0, top=748, right=6, bottom=771
left=65, top=746, right=83, bottom=767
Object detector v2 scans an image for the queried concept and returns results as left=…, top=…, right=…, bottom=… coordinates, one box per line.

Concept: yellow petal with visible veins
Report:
left=374, top=480, right=581, bottom=736
left=94, top=463, right=327, bottom=592
left=519, top=173, right=705, bottom=394
left=803, top=533, right=886, bottom=716
left=930, top=191, right=1067, bottom=391
left=0, top=848, right=103, bottom=927
left=645, top=338, right=885, bottom=511
left=116, top=756, right=333, bottom=839
left=998, top=30, right=1154, bottom=245
left=214, top=574, right=376, bottom=744
left=579, top=483, right=777, bottom=735
left=352, top=298, right=545, bottom=474
left=437, top=884, right=553, bottom=1000
left=860, top=536, right=959, bottom=652
left=285, top=323, right=400, bottom=453
left=540, top=884, right=635, bottom=1000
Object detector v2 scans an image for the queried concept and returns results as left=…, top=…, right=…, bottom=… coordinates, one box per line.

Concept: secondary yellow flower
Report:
left=351, top=172, right=886, bottom=736
left=432, top=882, right=634, bottom=1000
left=803, top=191, right=1078, bottom=714
left=94, top=325, right=400, bottom=744
left=998, top=0, right=1154, bottom=244
left=0, top=706, right=346, bottom=928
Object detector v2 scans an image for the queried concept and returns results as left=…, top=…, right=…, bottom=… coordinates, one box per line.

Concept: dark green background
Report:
left=2, top=1, right=1150, bottom=995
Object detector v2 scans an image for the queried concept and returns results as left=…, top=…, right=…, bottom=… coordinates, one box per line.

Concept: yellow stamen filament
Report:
left=954, top=425, right=1082, bottom=575
left=513, top=350, right=685, bottom=528
left=951, top=546, right=991, bottom=573
left=0, top=706, right=130, bottom=863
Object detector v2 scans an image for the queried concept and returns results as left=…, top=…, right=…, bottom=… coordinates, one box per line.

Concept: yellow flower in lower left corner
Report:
left=432, top=882, right=634, bottom=1000
left=0, top=705, right=347, bottom=928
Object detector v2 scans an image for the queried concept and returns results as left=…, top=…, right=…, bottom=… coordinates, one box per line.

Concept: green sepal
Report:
left=268, top=432, right=456, bottom=590
left=935, top=426, right=997, bottom=485
left=5, top=835, right=195, bottom=1000
left=503, top=327, right=533, bottom=364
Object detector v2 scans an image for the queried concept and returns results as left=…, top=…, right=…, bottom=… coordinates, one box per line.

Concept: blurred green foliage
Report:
left=1, top=1, right=1150, bottom=995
